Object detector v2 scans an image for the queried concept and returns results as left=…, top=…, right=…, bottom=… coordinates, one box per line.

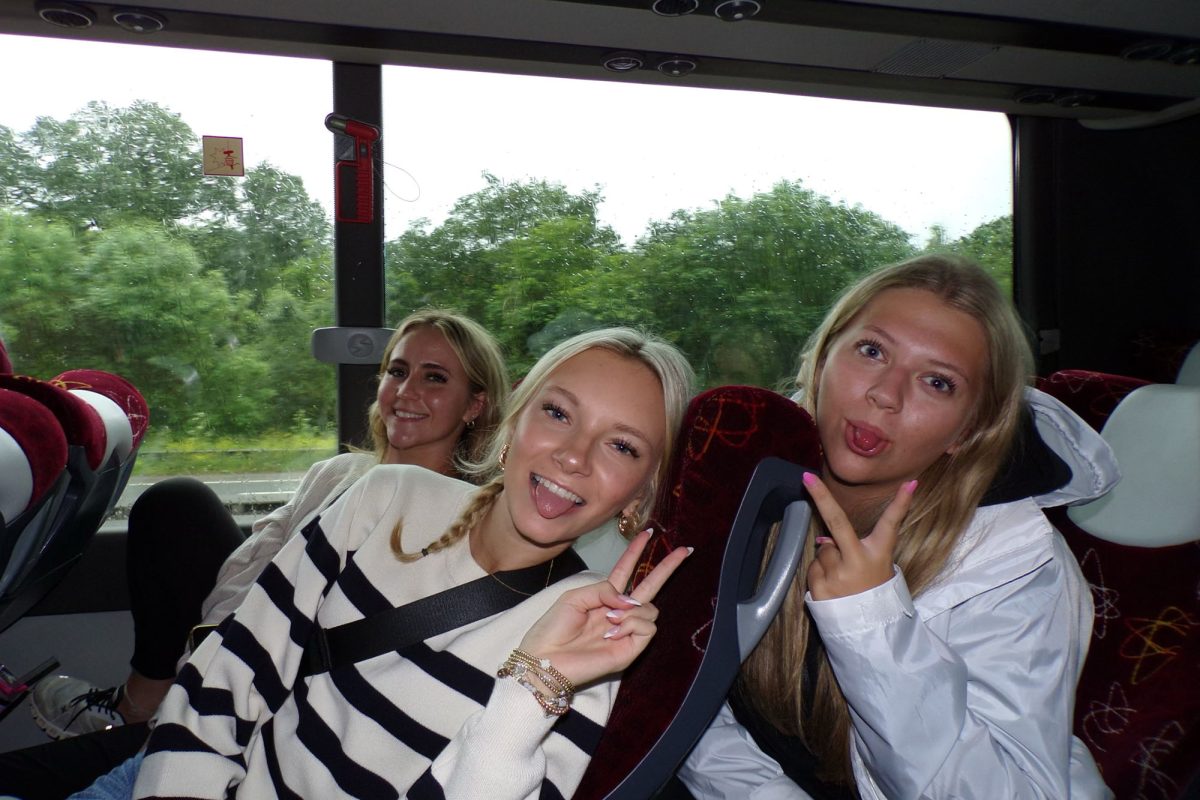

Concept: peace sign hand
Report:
left=804, top=472, right=917, bottom=601
left=517, top=529, right=691, bottom=688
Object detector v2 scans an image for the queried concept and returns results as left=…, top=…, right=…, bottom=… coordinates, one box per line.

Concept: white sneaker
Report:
left=30, top=675, right=126, bottom=738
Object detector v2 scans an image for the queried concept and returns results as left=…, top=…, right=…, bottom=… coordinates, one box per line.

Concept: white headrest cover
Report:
left=0, top=427, right=33, bottom=523
left=1067, top=384, right=1200, bottom=546
left=1177, top=341, right=1200, bottom=386
left=71, top=389, right=133, bottom=465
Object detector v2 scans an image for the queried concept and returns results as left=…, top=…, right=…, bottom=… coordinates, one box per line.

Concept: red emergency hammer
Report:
left=325, top=113, right=380, bottom=224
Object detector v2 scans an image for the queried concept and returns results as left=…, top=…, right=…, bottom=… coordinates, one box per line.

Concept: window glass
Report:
left=0, top=34, right=335, bottom=520
left=381, top=66, right=1012, bottom=386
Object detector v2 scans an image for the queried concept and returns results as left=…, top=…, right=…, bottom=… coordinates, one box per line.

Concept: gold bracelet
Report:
left=509, top=648, right=576, bottom=696
left=497, top=650, right=573, bottom=717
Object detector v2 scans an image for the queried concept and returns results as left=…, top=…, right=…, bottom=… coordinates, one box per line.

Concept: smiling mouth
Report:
left=531, top=474, right=584, bottom=505
left=392, top=410, right=426, bottom=420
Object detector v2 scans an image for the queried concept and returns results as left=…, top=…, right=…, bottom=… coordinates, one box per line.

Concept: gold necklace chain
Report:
left=489, top=557, right=555, bottom=597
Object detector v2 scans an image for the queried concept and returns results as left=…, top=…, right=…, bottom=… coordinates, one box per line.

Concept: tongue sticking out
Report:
left=852, top=426, right=883, bottom=453
left=534, top=480, right=579, bottom=519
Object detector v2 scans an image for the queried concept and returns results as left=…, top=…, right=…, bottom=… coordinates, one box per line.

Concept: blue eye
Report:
left=612, top=439, right=640, bottom=458
left=542, top=402, right=568, bottom=422
left=387, top=366, right=407, bottom=379
left=855, top=339, right=884, bottom=359
left=923, top=374, right=958, bottom=394
left=426, top=372, right=448, bottom=383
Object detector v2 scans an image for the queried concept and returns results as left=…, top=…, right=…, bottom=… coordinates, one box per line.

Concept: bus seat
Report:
left=1035, top=369, right=1152, bottom=432
left=1177, top=340, right=1200, bottom=385
left=0, top=369, right=148, bottom=633
left=1041, top=379, right=1200, bottom=799
left=574, top=385, right=821, bottom=800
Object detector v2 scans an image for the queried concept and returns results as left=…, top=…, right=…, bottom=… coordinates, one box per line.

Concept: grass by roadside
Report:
left=131, top=431, right=339, bottom=476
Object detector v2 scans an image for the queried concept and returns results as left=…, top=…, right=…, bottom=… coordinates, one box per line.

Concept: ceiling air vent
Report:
left=36, top=1, right=95, bottom=28
left=874, top=39, right=997, bottom=78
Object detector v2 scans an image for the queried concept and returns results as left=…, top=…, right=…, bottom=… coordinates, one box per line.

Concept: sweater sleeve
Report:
left=197, top=454, right=370, bottom=629
left=809, top=558, right=1083, bottom=800
left=133, top=469, right=390, bottom=799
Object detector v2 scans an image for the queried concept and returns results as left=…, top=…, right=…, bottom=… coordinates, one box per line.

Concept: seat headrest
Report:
left=1177, top=340, right=1200, bottom=386
left=52, top=370, right=149, bottom=464
left=1035, top=369, right=1151, bottom=432
left=1067, top=383, right=1200, bottom=547
left=0, top=388, right=68, bottom=523
left=0, top=375, right=108, bottom=470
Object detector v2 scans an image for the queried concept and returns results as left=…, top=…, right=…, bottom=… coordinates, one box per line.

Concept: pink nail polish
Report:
left=605, top=609, right=623, bottom=621
left=618, top=594, right=642, bottom=606
left=802, top=472, right=818, bottom=486
left=603, top=626, right=621, bottom=639
left=905, top=479, right=919, bottom=494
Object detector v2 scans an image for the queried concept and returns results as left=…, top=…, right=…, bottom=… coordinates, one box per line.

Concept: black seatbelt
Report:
left=298, top=548, right=587, bottom=677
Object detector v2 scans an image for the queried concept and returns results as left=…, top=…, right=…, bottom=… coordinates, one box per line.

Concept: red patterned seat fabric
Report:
left=574, top=385, right=821, bottom=800
left=1040, top=369, right=1200, bottom=799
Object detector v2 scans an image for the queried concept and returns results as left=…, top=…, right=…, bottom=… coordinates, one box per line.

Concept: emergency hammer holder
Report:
left=325, top=113, right=380, bottom=224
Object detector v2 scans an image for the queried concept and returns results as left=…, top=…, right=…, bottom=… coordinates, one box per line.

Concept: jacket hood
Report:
left=981, top=387, right=1120, bottom=509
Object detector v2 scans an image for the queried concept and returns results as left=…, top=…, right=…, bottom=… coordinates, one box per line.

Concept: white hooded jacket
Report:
left=680, top=389, right=1119, bottom=800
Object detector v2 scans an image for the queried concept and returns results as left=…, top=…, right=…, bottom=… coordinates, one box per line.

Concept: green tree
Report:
left=629, top=181, right=916, bottom=387
left=952, top=215, right=1013, bottom=295
left=12, top=101, right=236, bottom=231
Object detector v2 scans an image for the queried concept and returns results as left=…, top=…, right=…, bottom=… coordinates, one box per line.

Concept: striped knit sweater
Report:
left=133, top=465, right=616, bottom=800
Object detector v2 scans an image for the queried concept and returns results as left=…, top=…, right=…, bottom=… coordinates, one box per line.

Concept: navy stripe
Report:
left=539, top=779, right=568, bottom=800
left=175, top=663, right=256, bottom=748
left=336, top=554, right=394, bottom=617
left=256, top=562, right=317, bottom=648
left=329, top=664, right=450, bottom=760
left=145, top=722, right=219, bottom=756
left=404, top=643, right=495, bottom=705
left=261, top=718, right=304, bottom=800
left=299, top=517, right=342, bottom=592
left=550, top=706, right=606, bottom=756
left=406, top=769, right=446, bottom=800
left=219, top=619, right=289, bottom=713
left=291, top=675, right=399, bottom=799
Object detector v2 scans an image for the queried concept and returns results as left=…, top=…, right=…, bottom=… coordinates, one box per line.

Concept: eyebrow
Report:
left=545, top=385, right=653, bottom=442
left=862, top=324, right=972, bottom=382
left=390, top=357, right=452, bottom=372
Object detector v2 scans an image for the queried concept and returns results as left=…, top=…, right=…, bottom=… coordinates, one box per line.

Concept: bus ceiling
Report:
left=0, top=0, right=1199, bottom=126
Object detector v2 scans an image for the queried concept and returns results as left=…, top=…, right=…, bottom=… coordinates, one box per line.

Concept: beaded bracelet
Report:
left=497, top=649, right=574, bottom=717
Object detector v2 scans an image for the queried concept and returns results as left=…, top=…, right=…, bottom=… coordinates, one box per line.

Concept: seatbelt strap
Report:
left=298, top=548, right=587, bottom=677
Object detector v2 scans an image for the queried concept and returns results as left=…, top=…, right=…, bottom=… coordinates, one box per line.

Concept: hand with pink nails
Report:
left=518, top=528, right=691, bottom=688
left=804, top=472, right=917, bottom=601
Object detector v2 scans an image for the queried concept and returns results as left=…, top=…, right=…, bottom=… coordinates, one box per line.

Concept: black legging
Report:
left=0, top=477, right=245, bottom=799
left=126, top=477, right=246, bottom=679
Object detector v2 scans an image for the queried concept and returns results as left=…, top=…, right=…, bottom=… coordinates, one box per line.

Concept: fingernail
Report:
left=815, top=536, right=834, bottom=545
left=904, top=479, right=919, bottom=494
left=685, top=546, right=694, bottom=555
left=605, top=609, right=624, bottom=621
left=618, top=594, right=643, bottom=606
left=802, top=472, right=818, bottom=486
left=643, top=527, right=655, bottom=536
left=603, top=626, right=621, bottom=639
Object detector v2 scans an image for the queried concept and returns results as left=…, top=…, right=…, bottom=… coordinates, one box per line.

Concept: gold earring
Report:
left=617, top=513, right=637, bottom=537
left=499, top=443, right=510, bottom=470
left=466, top=418, right=476, bottom=430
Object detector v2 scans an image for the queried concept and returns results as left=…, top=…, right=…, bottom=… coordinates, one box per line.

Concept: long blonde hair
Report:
left=740, top=254, right=1033, bottom=786
left=365, top=308, right=509, bottom=474
left=390, top=326, right=694, bottom=562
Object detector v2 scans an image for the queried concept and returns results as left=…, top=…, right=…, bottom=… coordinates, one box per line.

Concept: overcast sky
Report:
left=1, top=32, right=1012, bottom=245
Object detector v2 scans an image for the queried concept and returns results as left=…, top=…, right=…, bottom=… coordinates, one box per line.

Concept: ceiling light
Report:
left=1120, top=41, right=1174, bottom=61
left=1014, top=88, right=1058, bottom=105
left=36, top=1, right=95, bottom=28
left=1167, top=44, right=1200, bottom=65
left=713, top=0, right=762, bottom=21
left=1054, top=91, right=1097, bottom=108
left=651, top=0, right=699, bottom=16
left=112, top=8, right=166, bottom=33
left=657, top=56, right=697, bottom=77
left=602, top=51, right=644, bottom=72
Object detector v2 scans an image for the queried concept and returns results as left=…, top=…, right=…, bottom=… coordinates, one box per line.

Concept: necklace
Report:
left=488, top=557, right=555, bottom=597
